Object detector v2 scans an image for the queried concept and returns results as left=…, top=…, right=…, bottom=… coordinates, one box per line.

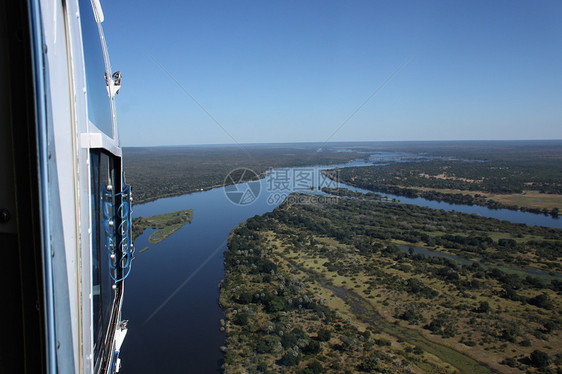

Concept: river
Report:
left=119, top=155, right=560, bottom=373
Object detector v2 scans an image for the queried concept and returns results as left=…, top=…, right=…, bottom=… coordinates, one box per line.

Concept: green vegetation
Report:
left=124, top=145, right=362, bottom=203
left=220, top=194, right=562, bottom=373
left=132, top=209, right=193, bottom=245
left=331, top=142, right=562, bottom=216
left=124, top=141, right=562, bottom=211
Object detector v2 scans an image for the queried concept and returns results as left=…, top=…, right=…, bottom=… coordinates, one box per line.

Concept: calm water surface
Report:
left=120, top=157, right=560, bottom=373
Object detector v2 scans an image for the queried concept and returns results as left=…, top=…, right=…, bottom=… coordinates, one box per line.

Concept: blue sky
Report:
left=101, top=0, right=562, bottom=146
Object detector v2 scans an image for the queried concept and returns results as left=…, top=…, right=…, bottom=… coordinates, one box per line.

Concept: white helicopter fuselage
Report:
left=0, top=0, right=131, bottom=373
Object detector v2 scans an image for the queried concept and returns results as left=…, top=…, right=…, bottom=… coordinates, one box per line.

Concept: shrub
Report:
left=234, top=312, right=250, bottom=326
left=301, top=360, right=323, bottom=374
left=373, top=338, right=391, bottom=347
left=236, top=291, right=253, bottom=304
left=359, top=356, right=382, bottom=372
left=498, top=238, right=516, bottom=248
left=256, top=336, right=279, bottom=354
left=256, top=361, right=269, bottom=373
left=317, top=328, right=331, bottom=342
left=281, top=332, right=298, bottom=349
left=530, top=350, right=550, bottom=368
left=500, top=357, right=517, bottom=367
left=302, top=340, right=320, bottom=355
left=500, top=326, right=518, bottom=343
left=266, top=297, right=287, bottom=313
left=476, top=301, right=490, bottom=313
left=397, top=307, right=424, bottom=324
left=278, top=351, right=300, bottom=366
left=528, top=293, right=553, bottom=310
left=413, top=346, right=424, bottom=354
left=543, top=321, right=557, bottom=334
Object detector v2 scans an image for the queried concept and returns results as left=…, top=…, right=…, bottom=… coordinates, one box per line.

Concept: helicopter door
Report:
left=90, top=150, right=120, bottom=372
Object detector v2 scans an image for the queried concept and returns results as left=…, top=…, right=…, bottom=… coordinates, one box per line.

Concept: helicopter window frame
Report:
left=79, top=0, right=114, bottom=138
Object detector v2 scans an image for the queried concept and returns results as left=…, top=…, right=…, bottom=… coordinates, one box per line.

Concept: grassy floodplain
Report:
left=410, top=188, right=562, bottom=213
left=132, top=209, right=193, bottom=245
left=220, top=194, right=562, bottom=373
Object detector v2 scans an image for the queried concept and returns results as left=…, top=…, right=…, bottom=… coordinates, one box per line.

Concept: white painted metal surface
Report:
left=32, top=0, right=129, bottom=372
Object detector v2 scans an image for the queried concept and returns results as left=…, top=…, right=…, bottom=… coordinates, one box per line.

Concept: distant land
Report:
left=125, top=140, right=562, bottom=209
left=124, top=143, right=363, bottom=204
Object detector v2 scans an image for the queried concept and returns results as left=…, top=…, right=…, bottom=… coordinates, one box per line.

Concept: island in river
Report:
left=132, top=209, right=193, bottom=245
left=220, top=193, right=562, bottom=373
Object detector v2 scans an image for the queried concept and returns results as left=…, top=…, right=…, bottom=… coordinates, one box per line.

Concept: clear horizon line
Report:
left=122, top=138, right=562, bottom=148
